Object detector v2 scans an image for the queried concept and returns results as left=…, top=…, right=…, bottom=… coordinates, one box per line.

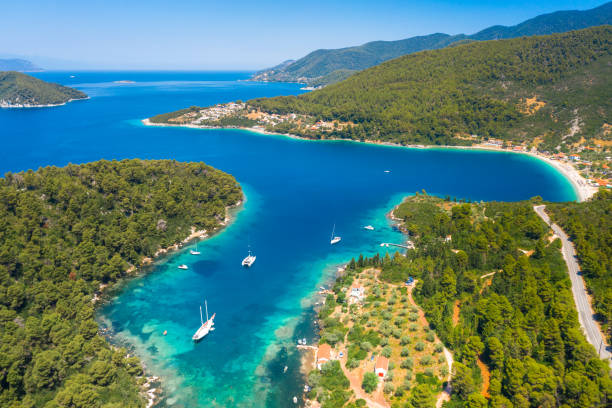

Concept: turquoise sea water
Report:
left=0, top=71, right=576, bottom=407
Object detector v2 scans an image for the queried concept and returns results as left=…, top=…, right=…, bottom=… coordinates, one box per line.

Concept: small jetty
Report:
left=380, top=242, right=414, bottom=250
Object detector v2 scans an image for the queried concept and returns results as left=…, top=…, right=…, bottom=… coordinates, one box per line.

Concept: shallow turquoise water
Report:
left=0, top=71, right=576, bottom=407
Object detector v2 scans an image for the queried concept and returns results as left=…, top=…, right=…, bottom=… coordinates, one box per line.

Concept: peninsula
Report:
left=0, top=71, right=88, bottom=108
left=303, top=193, right=612, bottom=407
left=0, top=159, right=242, bottom=407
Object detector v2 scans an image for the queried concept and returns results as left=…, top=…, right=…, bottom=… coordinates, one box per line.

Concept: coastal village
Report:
left=151, top=101, right=612, bottom=200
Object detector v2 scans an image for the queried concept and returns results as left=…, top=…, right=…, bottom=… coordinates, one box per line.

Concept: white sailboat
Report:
left=190, top=243, right=201, bottom=255
left=192, top=300, right=215, bottom=341
left=364, top=225, right=374, bottom=230
left=242, top=246, right=256, bottom=267
left=330, top=224, right=341, bottom=245
left=178, top=264, right=188, bottom=270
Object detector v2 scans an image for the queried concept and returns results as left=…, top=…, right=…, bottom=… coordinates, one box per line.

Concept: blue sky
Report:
left=0, top=0, right=606, bottom=69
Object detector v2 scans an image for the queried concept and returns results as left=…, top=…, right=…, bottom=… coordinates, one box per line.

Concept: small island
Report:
left=0, top=71, right=88, bottom=108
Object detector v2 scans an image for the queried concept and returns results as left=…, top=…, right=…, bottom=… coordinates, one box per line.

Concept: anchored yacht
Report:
left=193, top=300, right=215, bottom=341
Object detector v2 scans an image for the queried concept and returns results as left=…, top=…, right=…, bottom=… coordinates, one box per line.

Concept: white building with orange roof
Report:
left=375, top=356, right=389, bottom=378
left=316, top=343, right=332, bottom=370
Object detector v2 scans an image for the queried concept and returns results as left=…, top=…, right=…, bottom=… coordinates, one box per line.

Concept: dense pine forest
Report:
left=0, top=160, right=242, bottom=407
left=328, top=194, right=612, bottom=407
left=249, top=27, right=612, bottom=150
left=548, top=190, right=612, bottom=344
left=251, top=2, right=612, bottom=86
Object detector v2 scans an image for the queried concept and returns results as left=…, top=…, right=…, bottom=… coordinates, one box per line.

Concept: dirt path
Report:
left=406, top=282, right=453, bottom=408
left=452, top=300, right=460, bottom=327
left=476, top=356, right=490, bottom=398
left=339, top=354, right=389, bottom=408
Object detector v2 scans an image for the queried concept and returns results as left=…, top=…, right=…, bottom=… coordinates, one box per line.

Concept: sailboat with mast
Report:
left=192, top=300, right=215, bottom=341
left=190, top=243, right=201, bottom=255
left=330, top=224, right=341, bottom=245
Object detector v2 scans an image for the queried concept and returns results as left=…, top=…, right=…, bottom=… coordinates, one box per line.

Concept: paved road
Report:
left=533, top=205, right=611, bottom=368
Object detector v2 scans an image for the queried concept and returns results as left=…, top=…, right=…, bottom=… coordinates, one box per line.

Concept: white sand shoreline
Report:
left=0, top=96, right=90, bottom=108
left=141, top=119, right=596, bottom=202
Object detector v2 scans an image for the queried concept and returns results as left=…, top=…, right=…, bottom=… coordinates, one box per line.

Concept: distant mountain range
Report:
left=0, top=58, right=42, bottom=72
left=0, top=71, right=87, bottom=108
left=252, top=2, right=612, bottom=86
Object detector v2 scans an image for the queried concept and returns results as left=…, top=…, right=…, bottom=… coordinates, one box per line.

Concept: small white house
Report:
left=349, top=283, right=365, bottom=303
left=375, top=356, right=389, bottom=378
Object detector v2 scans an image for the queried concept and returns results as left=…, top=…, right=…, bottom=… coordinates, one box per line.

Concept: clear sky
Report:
left=0, top=0, right=607, bottom=70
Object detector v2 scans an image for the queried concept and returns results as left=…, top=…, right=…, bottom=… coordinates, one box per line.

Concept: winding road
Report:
left=533, top=205, right=611, bottom=368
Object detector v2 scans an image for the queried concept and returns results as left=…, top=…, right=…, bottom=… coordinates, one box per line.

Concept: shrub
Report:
left=426, top=331, right=435, bottom=342
left=360, top=341, right=373, bottom=352
left=420, top=355, right=432, bottom=365
left=362, top=372, right=379, bottom=393
left=384, top=383, right=394, bottom=394
left=409, top=323, right=419, bottom=332
left=347, top=359, right=360, bottom=369
left=401, top=358, right=413, bottom=369
left=401, top=347, right=410, bottom=357
left=382, top=346, right=392, bottom=358
left=400, top=336, right=410, bottom=346
left=438, top=355, right=446, bottom=364
left=394, top=317, right=404, bottom=327
left=424, top=368, right=434, bottom=377
left=434, top=343, right=443, bottom=353
left=415, top=341, right=425, bottom=351
left=441, top=366, right=449, bottom=377
left=408, top=313, right=419, bottom=322
left=404, top=370, right=413, bottom=380
left=392, top=328, right=402, bottom=339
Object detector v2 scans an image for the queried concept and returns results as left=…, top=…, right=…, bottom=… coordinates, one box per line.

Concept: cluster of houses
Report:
left=551, top=152, right=612, bottom=188
left=194, top=102, right=246, bottom=122
left=315, top=343, right=389, bottom=378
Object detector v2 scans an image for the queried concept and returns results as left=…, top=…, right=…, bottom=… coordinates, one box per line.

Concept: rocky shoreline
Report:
left=93, top=196, right=244, bottom=407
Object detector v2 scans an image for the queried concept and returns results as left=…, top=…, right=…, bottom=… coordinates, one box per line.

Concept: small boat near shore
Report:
left=178, top=264, right=188, bottom=270
left=364, top=225, right=374, bottom=230
left=190, top=243, right=201, bottom=255
left=193, top=300, right=215, bottom=341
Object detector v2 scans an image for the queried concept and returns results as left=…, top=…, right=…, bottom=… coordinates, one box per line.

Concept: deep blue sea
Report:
left=0, top=71, right=576, bottom=407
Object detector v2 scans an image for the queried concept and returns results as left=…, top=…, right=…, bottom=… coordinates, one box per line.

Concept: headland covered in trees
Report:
left=0, top=71, right=88, bottom=108
left=302, top=193, right=611, bottom=408
left=0, top=159, right=242, bottom=407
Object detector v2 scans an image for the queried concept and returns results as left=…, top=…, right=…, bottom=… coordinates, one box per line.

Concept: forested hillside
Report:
left=0, top=160, right=242, bottom=407
left=548, top=190, right=612, bottom=343
left=249, top=27, right=612, bottom=150
left=252, top=2, right=612, bottom=85
left=341, top=194, right=611, bottom=407
left=0, top=71, right=87, bottom=107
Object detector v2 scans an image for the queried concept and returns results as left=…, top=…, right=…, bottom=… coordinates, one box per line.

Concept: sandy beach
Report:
left=142, top=119, right=596, bottom=202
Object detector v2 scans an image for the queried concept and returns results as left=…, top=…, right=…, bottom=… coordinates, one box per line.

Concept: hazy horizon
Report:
left=1, top=0, right=607, bottom=70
